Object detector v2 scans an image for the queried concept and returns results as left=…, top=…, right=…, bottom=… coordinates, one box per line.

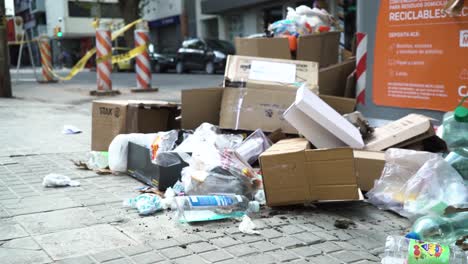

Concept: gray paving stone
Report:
left=307, top=255, right=342, bottom=264
left=187, top=242, right=217, bottom=253
left=331, top=250, right=366, bottom=263
left=292, top=232, right=324, bottom=245
left=200, top=249, right=233, bottom=263
left=0, top=223, right=29, bottom=241
left=34, top=224, right=137, bottom=260
left=1, top=237, right=41, bottom=250
left=104, top=259, right=133, bottom=264
left=210, top=236, right=241, bottom=248
left=174, top=254, right=207, bottom=264
left=241, top=253, right=276, bottom=264
left=120, top=245, right=153, bottom=256
left=55, top=255, right=96, bottom=264
left=270, top=236, right=305, bottom=249
left=14, top=207, right=98, bottom=235
left=269, top=250, right=300, bottom=262
left=0, top=247, right=52, bottom=264
left=2, top=196, right=80, bottom=216
left=259, top=228, right=282, bottom=239
left=278, top=225, right=305, bottom=235
left=249, top=240, right=280, bottom=252
left=312, top=242, right=343, bottom=253
left=92, top=249, right=123, bottom=262
left=290, top=246, right=321, bottom=257
left=225, top=244, right=257, bottom=257
left=148, top=239, right=180, bottom=250
left=313, top=231, right=339, bottom=241
left=173, top=234, right=204, bottom=245
left=197, top=231, right=224, bottom=240
left=231, top=233, right=264, bottom=243
left=131, top=251, right=165, bottom=264
left=160, top=246, right=191, bottom=259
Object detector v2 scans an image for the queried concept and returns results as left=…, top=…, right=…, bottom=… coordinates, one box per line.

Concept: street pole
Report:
left=0, top=0, right=12, bottom=97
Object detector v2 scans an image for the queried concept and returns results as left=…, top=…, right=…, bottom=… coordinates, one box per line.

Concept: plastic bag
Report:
left=366, top=149, right=439, bottom=216
left=151, top=130, right=180, bottom=167
left=123, top=194, right=164, bottom=215
left=402, top=157, right=467, bottom=217
left=181, top=147, right=261, bottom=199
left=367, top=149, right=467, bottom=218
left=236, top=129, right=272, bottom=165
left=42, top=173, right=80, bottom=187
left=108, top=133, right=157, bottom=172
left=86, top=151, right=109, bottom=170
left=445, top=151, right=468, bottom=180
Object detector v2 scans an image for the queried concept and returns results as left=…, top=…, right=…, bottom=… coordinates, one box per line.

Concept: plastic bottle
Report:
left=442, top=96, right=468, bottom=151
left=175, top=195, right=260, bottom=223
left=382, top=235, right=467, bottom=264
left=445, top=150, right=468, bottom=181
left=406, top=212, right=468, bottom=245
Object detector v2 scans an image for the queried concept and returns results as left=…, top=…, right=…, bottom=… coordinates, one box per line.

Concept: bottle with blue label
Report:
left=382, top=235, right=467, bottom=264
left=175, top=195, right=260, bottom=223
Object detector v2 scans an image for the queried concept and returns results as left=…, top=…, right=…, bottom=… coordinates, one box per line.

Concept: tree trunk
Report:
left=118, top=0, right=140, bottom=47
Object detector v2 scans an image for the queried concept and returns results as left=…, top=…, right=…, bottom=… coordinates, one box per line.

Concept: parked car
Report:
left=175, top=38, right=235, bottom=74
left=112, top=47, right=134, bottom=72
left=149, top=47, right=177, bottom=73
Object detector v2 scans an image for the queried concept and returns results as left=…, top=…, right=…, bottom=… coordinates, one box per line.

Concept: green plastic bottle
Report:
left=407, top=212, right=468, bottom=245
left=443, top=97, right=468, bottom=180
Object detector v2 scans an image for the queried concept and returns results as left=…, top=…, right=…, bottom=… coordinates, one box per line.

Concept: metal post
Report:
left=0, top=0, right=12, bottom=97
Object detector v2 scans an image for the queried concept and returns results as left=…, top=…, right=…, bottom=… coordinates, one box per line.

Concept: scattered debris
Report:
left=62, top=125, right=82, bottom=134
left=42, top=173, right=80, bottom=187
left=238, top=215, right=260, bottom=235
left=334, top=219, right=356, bottom=229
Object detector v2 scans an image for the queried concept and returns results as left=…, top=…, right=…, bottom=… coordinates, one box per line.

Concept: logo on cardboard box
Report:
left=461, top=30, right=468, bottom=47
left=99, top=107, right=121, bottom=118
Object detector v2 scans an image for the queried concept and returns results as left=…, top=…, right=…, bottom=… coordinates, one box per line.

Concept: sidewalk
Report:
left=0, top=93, right=409, bottom=264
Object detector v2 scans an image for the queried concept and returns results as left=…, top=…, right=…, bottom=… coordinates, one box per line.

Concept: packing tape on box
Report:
left=43, top=18, right=143, bottom=81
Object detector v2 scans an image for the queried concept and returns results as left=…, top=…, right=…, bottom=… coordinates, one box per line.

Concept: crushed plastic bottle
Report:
left=445, top=150, right=468, bottom=181
left=406, top=212, right=468, bottom=245
left=175, top=194, right=259, bottom=223
left=382, top=235, right=467, bottom=264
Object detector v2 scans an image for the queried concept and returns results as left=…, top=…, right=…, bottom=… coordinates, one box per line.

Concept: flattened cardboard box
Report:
left=235, top=32, right=340, bottom=67
left=92, top=100, right=179, bottom=151
left=364, top=114, right=435, bottom=151
left=353, top=150, right=385, bottom=192
left=181, top=88, right=357, bottom=133
left=259, top=138, right=360, bottom=206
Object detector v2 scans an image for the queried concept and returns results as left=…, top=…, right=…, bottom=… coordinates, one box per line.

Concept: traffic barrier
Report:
left=38, top=36, right=55, bottom=83
left=356, top=32, right=367, bottom=105
left=95, top=22, right=113, bottom=92
left=131, top=21, right=153, bottom=92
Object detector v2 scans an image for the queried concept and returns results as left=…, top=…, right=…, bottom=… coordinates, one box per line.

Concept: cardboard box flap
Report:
left=181, top=88, right=223, bottom=129
left=354, top=150, right=386, bottom=191
left=319, top=95, right=356, bottom=115
left=93, top=100, right=129, bottom=106
left=365, top=114, right=433, bottom=151
left=319, top=59, right=356, bottom=96
left=234, top=37, right=291, bottom=60
left=305, top=148, right=354, bottom=161
left=305, top=149, right=356, bottom=186
left=127, top=100, right=179, bottom=108
left=354, top=150, right=386, bottom=160
left=261, top=138, right=310, bottom=156
left=313, top=185, right=360, bottom=201
left=224, top=55, right=319, bottom=90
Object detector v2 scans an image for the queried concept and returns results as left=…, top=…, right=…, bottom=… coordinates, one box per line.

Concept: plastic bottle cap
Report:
left=454, top=106, right=468, bottom=122
left=248, top=201, right=260, bottom=213
left=405, top=232, right=421, bottom=241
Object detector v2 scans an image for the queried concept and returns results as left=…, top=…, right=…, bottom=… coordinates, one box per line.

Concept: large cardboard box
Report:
left=181, top=88, right=356, bottom=132
left=259, top=138, right=361, bottom=206
left=235, top=32, right=340, bottom=67
left=92, top=100, right=179, bottom=151
left=364, top=114, right=435, bottom=151
left=354, top=150, right=386, bottom=192
left=319, top=59, right=356, bottom=97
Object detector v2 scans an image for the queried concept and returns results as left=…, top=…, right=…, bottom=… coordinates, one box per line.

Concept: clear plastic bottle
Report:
left=407, top=212, right=468, bottom=245
left=175, top=195, right=260, bottom=223
left=445, top=150, right=468, bottom=181
left=442, top=96, right=468, bottom=151
left=382, top=235, right=467, bottom=264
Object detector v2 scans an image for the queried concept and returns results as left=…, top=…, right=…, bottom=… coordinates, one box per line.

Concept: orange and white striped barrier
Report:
left=96, top=22, right=113, bottom=91
left=132, top=21, right=156, bottom=92
left=39, top=36, right=54, bottom=82
left=356, top=32, right=367, bottom=105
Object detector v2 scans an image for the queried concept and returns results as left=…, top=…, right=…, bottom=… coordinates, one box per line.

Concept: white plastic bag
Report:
left=108, top=133, right=157, bottom=172
left=42, top=173, right=80, bottom=187
left=123, top=194, right=165, bottom=216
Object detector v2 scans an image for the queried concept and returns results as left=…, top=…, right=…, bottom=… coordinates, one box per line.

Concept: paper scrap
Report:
left=249, top=60, right=296, bottom=84
left=63, top=125, right=82, bottom=134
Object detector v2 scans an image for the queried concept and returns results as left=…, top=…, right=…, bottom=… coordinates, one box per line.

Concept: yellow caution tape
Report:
left=7, top=39, right=39, bottom=45
left=45, top=18, right=144, bottom=81
left=96, top=44, right=147, bottom=64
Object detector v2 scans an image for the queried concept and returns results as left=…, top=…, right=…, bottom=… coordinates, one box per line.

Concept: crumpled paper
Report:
left=238, top=215, right=259, bottom=235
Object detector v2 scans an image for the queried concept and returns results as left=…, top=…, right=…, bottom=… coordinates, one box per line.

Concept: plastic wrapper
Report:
left=236, top=129, right=272, bottom=165
left=42, top=173, right=80, bottom=187
left=86, top=151, right=109, bottom=170
left=123, top=194, right=165, bottom=216
left=367, top=148, right=467, bottom=218
left=150, top=130, right=181, bottom=167
left=108, top=133, right=157, bottom=172
left=181, top=147, right=261, bottom=200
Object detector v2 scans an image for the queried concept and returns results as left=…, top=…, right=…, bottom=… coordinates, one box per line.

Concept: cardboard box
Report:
left=354, top=150, right=386, bottom=191
left=127, top=142, right=187, bottom=191
left=319, top=59, right=356, bottom=97
left=283, top=86, right=364, bottom=148
left=92, top=100, right=179, bottom=151
left=235, top=32, right=340, bottom=67
left=364, top=114, right=435, bottom=151
left=259, top=138, right=361, bottom=206
left=181, top=87, right=356, bottom=133
left=223, top=55, right=319, bottom=91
